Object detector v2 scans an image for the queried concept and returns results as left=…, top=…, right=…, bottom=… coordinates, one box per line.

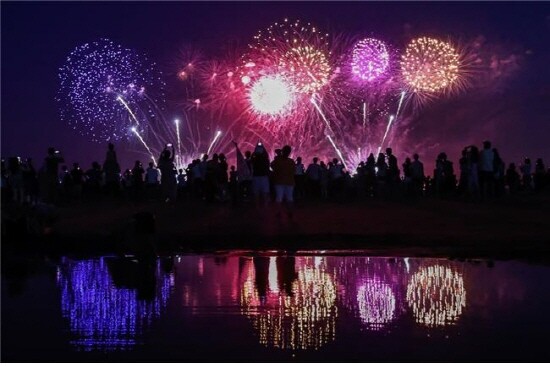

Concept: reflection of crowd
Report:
left=2, top=139, right=549, bottom=208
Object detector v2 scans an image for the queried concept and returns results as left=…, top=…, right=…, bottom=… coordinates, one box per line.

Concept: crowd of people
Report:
left=2, top=140, right=549, bottom=209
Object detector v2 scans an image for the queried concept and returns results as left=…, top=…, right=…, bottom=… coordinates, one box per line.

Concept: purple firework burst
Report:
left=351, top=38, right=390, bottom=82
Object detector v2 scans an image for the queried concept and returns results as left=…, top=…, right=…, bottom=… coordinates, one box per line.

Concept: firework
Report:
left=240, top=257, right=338, bottom=350
left=356, top=279, right=396, bottom=330
left=57, top=258, right=173, bottom=351
left=406, top=265, right=467, bottom=327
left=57, top=38, right=165, bottom=142
left=279, top=45, right=331, bottom=94
left=400, top=37, right=460, bottom=94
left=248, top=75, right=295, bottom=116
left=351, top=38, right=390, bottom=82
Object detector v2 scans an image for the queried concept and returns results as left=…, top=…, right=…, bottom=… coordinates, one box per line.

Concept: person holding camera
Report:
left=158, top=144, right=177, bottom=203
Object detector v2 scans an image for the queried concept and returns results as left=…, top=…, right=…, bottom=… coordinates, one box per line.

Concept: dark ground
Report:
left=3, top=193, right=549, bottom=260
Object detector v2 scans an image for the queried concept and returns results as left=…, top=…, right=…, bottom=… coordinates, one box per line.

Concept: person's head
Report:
left=509, top=163, right=516, bottom=170
left=230, top=165, right=235, bottom=171
left=274, top=148, right=282, bottom=157
left=524, top=157, right=531, bottom=164
left=320, top=161, right=326, bottom=168
left=161, top=149, right=171, bottom=159
left=245, top=151, right=251, bottom=158
left=219, top=153, right=226, bottom=161
left=135, top=160, right=141, bottom=167
left=386, top=147, right=393, bottom=155
left=73, top=162, right=79, bottom=169
left=48, top=147, right=56, bottom=156
left=536, top=158, right=543, bottom=164
left=254, top=144, right=265, bottom=155
left=296, top=156, right=302, bottom=163
left=202, top=154, right=208, bottom=161
left=332, top=158, right=338, bottom=165
left=108, top=143, right=115, bottom=151
left=178, top=169, right=183, bottom=173
left=413, top=153, right=419, bottom=161
left=282, top=145, right=291, bottom=158
left=62, top=165, right=68, bottom=172
left=378, top=153, right=385, bottom=160
left=313, top=157, right=319, bottom=164
left=405, top=157, right=411, bottom=163
left=483, top=140, right=491, bottom=149
left=212, top=153, right=218, bottom=161
left=149, top=162, right=154, bottom=168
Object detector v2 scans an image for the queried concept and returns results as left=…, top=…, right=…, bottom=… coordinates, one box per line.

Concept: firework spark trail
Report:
left=116, top=96, right=140, bottom=126
left=174, top=118, right=182, bottom=167
left=395, top=90, right=406, bottom=120
left=377, top=115, right=395, bottom=156
left=131, top=127, right=156, bottom=164
left=310, top=95, right=336, bottom=136
left=376, top=90, right=406, bottom=155
left=384, top=90, right=407, bottom=149
left=207, top=130, right=222, bottom=155
left=326, top=134, right=347, bottom=169
left=362, top=102, right=367, bottom=127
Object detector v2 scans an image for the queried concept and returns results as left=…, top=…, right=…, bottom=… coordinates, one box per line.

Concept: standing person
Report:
left=44, top=147, right=64, bottom=204
left=251, top=142, right=271, bottom=207
left=218, top=153, right=229, bottom=201
left=479, top=140, right=495, bottom=199
left=520, top=157, right=532, bottom=191
left=458, top=149, right=469, bottom=196
left=328, top=158, right=345, bottom=199
left=85, top=162, right=102, bottom=199
left=410, top=153, right=425, bottom=197
left=493, top=148, right=505, bottom=197
left=319, top=161, right=329, bottom=199
left=145, top=162, right=160, bottom=200
left=467, top=146, right=480, bottom=199
left=271, top=145, right=296, bottom=218
left=103, top=143, right=121, bottom=197
left=229, top=165, right=239, bottom=206
left=233, top=141, right=252, bottom=203
left=305, top=157, right=322, bottom=200
left=294, top=156, right=305, bottom=201
left=534, top=158, right=546, bottom=192
left=70, top=162, right=84, bottom=202
left=158, top=144, right=177, bottom=202
left=402, top=157, right=413, bottom=196
left=22, top=158, right=39, bottom=204
left=204, top=154, right=220, bottom=202
left=365, top=153, right=376, bottom=198
left=386, top=148, right=399, bottom=196
left=506, top=163, right=520, bottom=194
left=132, top=160, right=145, bottom=201
left=7, top=157, right=24, bottom=204
left=375, top=153, right=387, bottom=197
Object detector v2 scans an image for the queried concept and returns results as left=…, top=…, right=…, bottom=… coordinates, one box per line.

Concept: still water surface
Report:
left=2, top=253, right=550, bottom=361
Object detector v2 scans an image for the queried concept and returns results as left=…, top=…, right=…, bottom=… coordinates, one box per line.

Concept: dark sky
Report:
left=2, top=1, right=549, bottom=170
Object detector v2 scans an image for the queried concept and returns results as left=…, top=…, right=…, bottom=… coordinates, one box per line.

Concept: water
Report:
left=2, top=253, right=550, bottom=361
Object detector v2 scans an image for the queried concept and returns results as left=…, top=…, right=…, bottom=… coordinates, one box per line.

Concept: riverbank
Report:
left=2, top=193, right=550, bottom=260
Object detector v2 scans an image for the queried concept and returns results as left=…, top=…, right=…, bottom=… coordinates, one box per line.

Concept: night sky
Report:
left=2, top=1, right=549, bottom=171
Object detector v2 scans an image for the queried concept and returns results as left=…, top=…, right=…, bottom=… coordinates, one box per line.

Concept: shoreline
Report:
left=3, top=192, right=549, bottom=260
